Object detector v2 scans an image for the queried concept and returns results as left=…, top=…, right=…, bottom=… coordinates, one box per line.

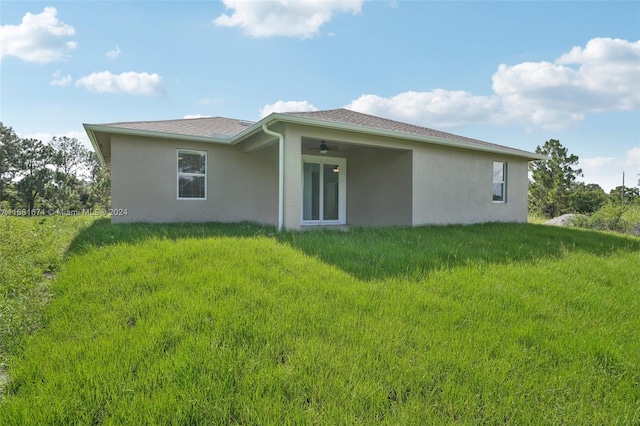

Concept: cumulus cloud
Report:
left=75, top=71, right=164, bottom=96
left=106, top=45, right=121, bottom=59
left=626, top=147, right=640, bottom=167
left=346, top=90, right=502, bottom=129
left=628, top=147, right=640, bottom=188
left=491, top=62, right=587, bottom=130
left=184, top=114, right=211, bottom=119
left=0, top=7, right=77, bottom=62
left=493, top=38, right=639, bottom=130
left=259, top=100, right=319, bottom=117
left=579, top=161, right=620, bottom=192
left=214, top=0, right=364, bottom=38
left=579, top=148, right=640, bottom=191
left=50, top=70, right=72, bottom=87
left=581, top=156, right=616, bottom=169
left=344, top=38, right=639, bottom=131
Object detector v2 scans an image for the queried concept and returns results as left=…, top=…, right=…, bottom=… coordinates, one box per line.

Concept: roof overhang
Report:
left=262, top=113, right=549, bottom=161
left=84, top=113, right=547, bottom=166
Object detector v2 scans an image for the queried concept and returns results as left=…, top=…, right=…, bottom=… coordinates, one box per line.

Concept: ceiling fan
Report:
left=314, top=140, right=339, bottom=154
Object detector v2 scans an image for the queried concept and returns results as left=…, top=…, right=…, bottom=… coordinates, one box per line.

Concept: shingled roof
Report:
left=88, top=108, right=542, bottom=159
left=98, top=116, right=254, bottom=138
left=284, top=109, right=531, bottom=155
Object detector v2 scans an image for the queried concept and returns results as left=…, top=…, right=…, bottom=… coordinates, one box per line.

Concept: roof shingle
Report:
left=92, top=108, right=536, bottom=157
left=283, top=109, right=530, bottom=155
left=100, top=116, right=253, bottom=138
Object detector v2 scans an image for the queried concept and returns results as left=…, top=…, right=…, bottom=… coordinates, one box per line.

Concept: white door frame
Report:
left=301, top=155, right=347, bottom=225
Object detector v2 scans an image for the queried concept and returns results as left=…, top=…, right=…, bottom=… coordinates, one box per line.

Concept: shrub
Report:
left=571, top=203, right=636, bottom=234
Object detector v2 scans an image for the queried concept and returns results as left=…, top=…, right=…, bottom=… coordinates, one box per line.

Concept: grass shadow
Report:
left=278, top=223, right=640, bottom=280
left=66, top=218, right=277, bottom=258
left=67, top=219, right=640, bottom=281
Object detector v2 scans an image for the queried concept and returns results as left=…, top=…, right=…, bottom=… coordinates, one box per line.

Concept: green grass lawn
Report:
left=1, top=218, right=639, bottom=424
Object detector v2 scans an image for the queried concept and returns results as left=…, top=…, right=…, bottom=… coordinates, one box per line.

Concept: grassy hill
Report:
left=1, top=217, right=639, bottom=424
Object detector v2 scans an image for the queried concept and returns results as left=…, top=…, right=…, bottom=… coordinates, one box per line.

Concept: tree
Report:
left=86, top=151, right=111, bottom=210
left=47, top=136, right=91, bottom=210
left=14, top=138, right=55, bottom=212
left=0, top=123, right=20, bottom=202
left=569, top=183, right=607, bottom=214
left=529, top=139, right=582, bottom=218
left=50, top=136, right=90, bottom=178
left=608, top=185, right=640, bottom=205
left=1, top=123, right=109, bottom=211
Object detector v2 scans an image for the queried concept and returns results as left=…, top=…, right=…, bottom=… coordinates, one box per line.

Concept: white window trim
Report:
left=492, top=161, right=506, bottom=204
left=301, top=155, right=347, bottom=225
left=177, top=149, right=207, bottom=200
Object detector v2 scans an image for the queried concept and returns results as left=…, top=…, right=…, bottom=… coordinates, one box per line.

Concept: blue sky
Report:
left=1, top=0, right=638, bottom=191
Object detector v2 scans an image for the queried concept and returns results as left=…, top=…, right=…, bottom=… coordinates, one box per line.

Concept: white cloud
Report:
left=625, top=147, right=640, bottom=187
left=344, top=38, right=639, bottom=132
left=580, top=149, right=640, bottom=191
left=581, top=156, right=615, bottom=170
left=491, top=62, right=586, bottom=130
left=346, top=90, right=502, bottom=129
left=50, top=70, right=72, bottom=87
left=259, top=100, right=319, bottom=117
left=106, top=45, right=121, bottom=59
left=75, top=71, right=164, bottom=96
left=184, top=114, right=211, bottom=119
left=493, top=38, right=640, bottom=130
left=626, top=147, right=640, bottom=167
left=214, top=0, right=364, bottom=38
left=0, top=7, right=77, bottom=62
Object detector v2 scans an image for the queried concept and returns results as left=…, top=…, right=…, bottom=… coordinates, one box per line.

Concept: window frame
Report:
left=301, top=155, right=347, bottom=225
left=177, top=149, right=207, bottom=200
left=492, top=161, right=507, bottom=203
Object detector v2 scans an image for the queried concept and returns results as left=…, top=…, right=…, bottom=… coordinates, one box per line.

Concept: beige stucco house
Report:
left=84, top=108, right=545, bottom=230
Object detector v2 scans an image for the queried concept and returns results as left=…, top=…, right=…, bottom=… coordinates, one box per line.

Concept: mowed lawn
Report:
left=1, top=217, right=639, bottom=424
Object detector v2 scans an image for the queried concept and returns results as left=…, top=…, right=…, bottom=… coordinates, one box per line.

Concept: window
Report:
left=492, top=161, right=506, bottom=203
left=177, top=150, right=206, bottom=199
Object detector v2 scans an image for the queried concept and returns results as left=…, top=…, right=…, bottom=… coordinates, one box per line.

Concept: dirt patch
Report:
left=544, top=214, right=579, bottom=227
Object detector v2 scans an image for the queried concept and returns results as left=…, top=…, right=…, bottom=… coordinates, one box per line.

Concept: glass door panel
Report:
left=303, top=162, right=320, bottom=221
left=302, top=156, right=346, bottom=225
left=323, top=163, right=339, bottom=220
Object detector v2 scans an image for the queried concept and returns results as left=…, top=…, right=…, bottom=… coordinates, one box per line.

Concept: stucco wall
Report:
left=347, top=148, right=412, bottom=226
left=109, top=124, right=531, bottom=227
left=284, top=123, right=416, bottom=229
left=281, top=123, right=529, bottom=227
left=412, top=145, right=529, bottom=225
left=281, top=127, right=303, bottom=230
left=110, top=135, right=278, bottom=224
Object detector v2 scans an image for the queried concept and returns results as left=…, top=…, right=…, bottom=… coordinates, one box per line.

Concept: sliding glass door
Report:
left=302, top=155, right=346, bottom=225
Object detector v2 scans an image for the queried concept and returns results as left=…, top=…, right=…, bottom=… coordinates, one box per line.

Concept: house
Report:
left=84, top=108, right=546, bottom=229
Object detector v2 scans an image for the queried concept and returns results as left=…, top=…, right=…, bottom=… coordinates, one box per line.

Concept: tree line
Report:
left=0, top=123, right=110, bottom=214
left=529, top=139, right=639, bottom=218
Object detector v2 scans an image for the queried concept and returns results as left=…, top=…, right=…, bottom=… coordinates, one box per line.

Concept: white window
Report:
left=177, top=149, right=206, bottom=199
left=493, top=161, right=506, bottom=203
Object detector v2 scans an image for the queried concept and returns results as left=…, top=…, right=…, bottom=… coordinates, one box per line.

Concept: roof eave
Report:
left=84, top=114, right=548, bottom=162
left=83, top=124, right=107, bottom=166
left=262, top=113, right=546, bottom=161
left=83, top=123, right=235, bottom=144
